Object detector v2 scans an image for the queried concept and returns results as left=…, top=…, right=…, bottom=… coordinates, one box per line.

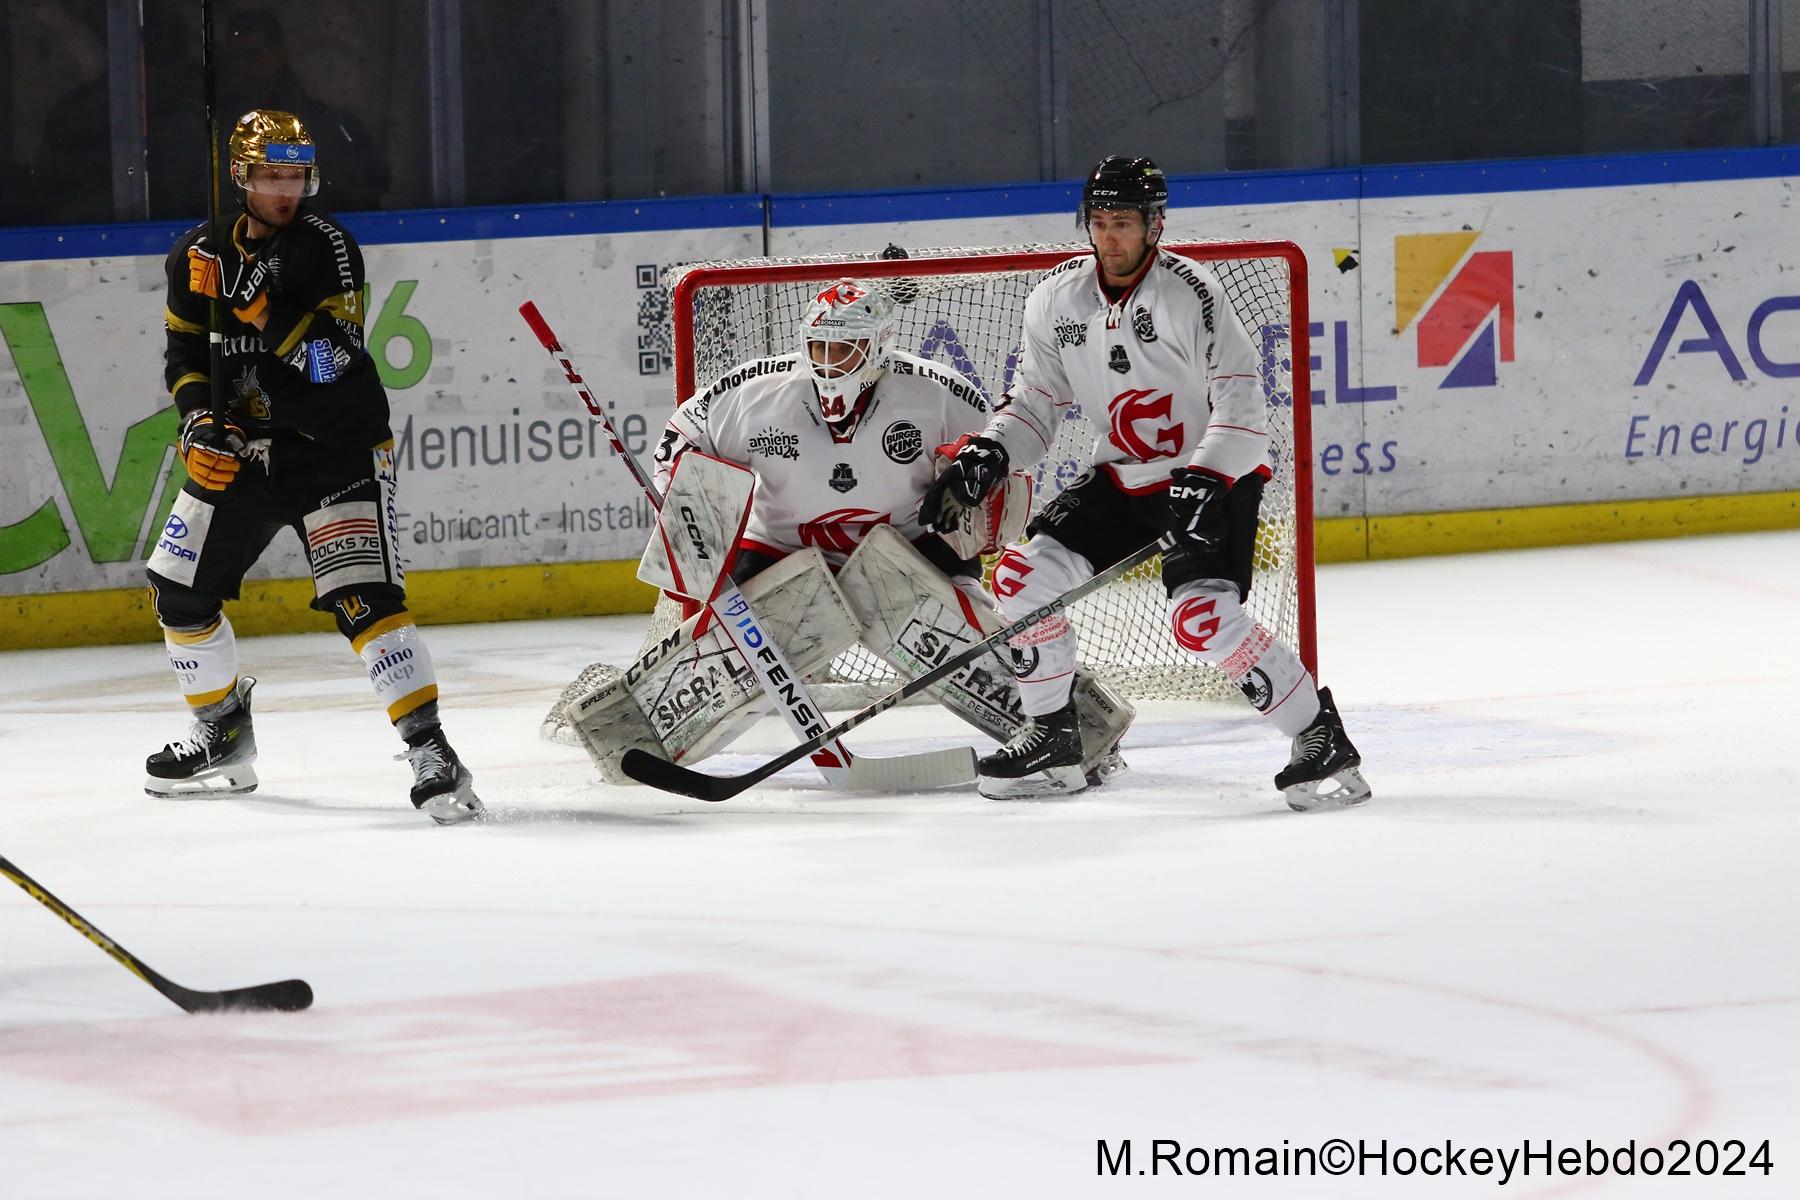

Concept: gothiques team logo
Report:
left=796, top=508, right=888, bottom=555
left=1394, top=232, right=1515, bottom=389
left=1106, top=389, right=1184, bottom=460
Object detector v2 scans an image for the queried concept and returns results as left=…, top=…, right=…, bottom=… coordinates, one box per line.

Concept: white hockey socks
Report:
left=1168, top=580, right=1320, bottom=736
left=988, top=540, right=1085, bottom=717
left=352, top=616, right=441, bottom=729
left=163, top=615, right=241, bottom=712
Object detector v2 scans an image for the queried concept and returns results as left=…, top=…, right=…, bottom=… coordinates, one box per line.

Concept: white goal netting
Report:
left=543, top=239, right=1314, bottom=743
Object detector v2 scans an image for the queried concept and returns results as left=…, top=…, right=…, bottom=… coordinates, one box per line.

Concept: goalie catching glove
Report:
left=918, top=435, right=1009, bottom=534
left=178, top=411, right=248, bottom=490
left=919, top=435, right=1031, bottom=558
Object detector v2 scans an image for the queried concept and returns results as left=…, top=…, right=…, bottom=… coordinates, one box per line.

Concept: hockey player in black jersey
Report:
left=144, top=109, right=482, bottom=824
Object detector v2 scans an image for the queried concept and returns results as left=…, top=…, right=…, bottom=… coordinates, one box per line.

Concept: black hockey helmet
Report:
left=1079, top=155, right=1168, bottom=227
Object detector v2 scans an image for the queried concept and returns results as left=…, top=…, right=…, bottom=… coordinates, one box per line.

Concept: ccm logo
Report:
left=679, top=505, right=709, bottom=560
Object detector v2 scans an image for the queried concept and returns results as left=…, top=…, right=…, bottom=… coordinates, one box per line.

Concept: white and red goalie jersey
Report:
left=650, top=349, right=992, bottom=566
left=984, top=249, right=1271, bottom=491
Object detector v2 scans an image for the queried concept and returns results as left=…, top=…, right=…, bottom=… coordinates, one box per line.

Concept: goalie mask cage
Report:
left=544, top=239, right=1313, bottom=742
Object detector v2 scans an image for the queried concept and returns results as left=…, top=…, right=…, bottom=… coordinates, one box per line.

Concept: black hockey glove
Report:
left=919, top=436, right=1009, bottom=533
left=187, top=242, right=272, bottom=324
left=178, top=410, right=248, bottom=491
left=1165, top=466, right=1230, bottom=552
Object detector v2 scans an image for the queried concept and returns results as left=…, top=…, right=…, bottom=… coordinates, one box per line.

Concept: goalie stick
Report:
left=622, top=538, right=1167, bottom=801
left=0, top=854, right=313, bottom=1015
left=518, top=301, right=975, bottom=792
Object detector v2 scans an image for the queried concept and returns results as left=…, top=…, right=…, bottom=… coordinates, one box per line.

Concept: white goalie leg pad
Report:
left=838, top=525, right=1134, bottom=778
left=1168, top=579, right=1320, bottom=736
left=566, top=548, right=860, bottom=783
left=838, top=525, right=1022, bottom=742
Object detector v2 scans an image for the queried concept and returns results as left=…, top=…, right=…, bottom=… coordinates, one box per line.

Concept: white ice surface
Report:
left=2, top=532, right=1796, bottom=1198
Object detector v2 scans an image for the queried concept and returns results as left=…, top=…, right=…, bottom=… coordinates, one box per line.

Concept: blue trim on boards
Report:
left=0, top=194, right=767, bottom=263
left=1360, top=146, right=1797, bottom=198
left=2, top=146, right=1792, bottom=263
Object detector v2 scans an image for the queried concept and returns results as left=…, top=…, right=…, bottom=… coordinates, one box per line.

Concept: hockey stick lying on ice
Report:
left=622, top=538, right=1168, bottom=801
left=518, top=301, right=976, bottom=793
left=0, top=853, right=313, bottom=1014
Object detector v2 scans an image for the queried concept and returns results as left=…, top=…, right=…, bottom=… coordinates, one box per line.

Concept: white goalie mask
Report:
left=800, top=279, right=897, bottom=427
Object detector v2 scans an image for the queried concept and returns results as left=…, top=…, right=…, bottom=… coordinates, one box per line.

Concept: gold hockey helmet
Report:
left=227, top=109, right=320, bottom=197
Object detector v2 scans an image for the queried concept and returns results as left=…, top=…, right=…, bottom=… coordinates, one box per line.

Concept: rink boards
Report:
left=2, top=147, right=1797, bottom=645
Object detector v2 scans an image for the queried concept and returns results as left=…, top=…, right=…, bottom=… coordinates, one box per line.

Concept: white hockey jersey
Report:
left=986, top=249, right=1270, bottom=493
left=652, top=350, right=990, bottom=566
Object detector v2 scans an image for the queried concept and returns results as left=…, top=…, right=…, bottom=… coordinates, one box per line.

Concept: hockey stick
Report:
left=0, top=854, right=313, bottom=1014
left=200, top=0, right=229, bottom=425
left=622, top=538, right=1166, bottom=801
left=518, top=301, right=975, bottom=792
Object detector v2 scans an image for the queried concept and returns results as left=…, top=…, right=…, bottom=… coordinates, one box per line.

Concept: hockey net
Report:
left=543, top=240, right=1313, bottom=743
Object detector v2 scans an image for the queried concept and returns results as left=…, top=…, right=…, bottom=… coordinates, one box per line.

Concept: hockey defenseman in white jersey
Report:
left=921, top=155, right=1370, bottom=809
left=624, top=277, right=1133, bottom=781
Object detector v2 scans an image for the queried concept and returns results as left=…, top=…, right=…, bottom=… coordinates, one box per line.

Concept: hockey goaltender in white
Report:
left=560, top=276, right=1136, bottom=796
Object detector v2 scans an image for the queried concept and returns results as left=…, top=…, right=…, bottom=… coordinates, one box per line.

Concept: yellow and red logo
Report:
left=1395, top=232, right=1514, bottom=389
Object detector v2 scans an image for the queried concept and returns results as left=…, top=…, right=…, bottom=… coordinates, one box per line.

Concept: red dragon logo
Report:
left=796, top=508, right=889, bottom=555
left=809, top=281, right=868, bottom=322
left=1106, top=388, right=1185, bottom=461
left=989, top=547, right=1032, bottom=599
left=1171, top=594, right=1221, bottom=653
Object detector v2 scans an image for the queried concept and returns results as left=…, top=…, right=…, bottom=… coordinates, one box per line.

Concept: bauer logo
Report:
left=1394, top=232, right=1515, bottom=389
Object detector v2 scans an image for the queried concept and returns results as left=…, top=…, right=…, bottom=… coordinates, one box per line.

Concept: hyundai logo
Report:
left=164, top=515, right=188, bottom=538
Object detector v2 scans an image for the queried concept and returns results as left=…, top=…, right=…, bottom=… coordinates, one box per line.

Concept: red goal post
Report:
left=664, top=240, right=1317, bottom=702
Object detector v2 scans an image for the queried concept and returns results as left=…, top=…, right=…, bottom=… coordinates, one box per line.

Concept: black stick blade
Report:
left=620, top=749, right=746, bottom=802
left=171, top=977, right=315, bottom=1014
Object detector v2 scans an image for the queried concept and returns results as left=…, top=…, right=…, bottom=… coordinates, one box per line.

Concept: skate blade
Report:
left=421, top=784, right=486, bottom=825
left=979, top=764, right=1088, bottom=800
left=144, top=764, right=259, bottom=799
left=1084, top=750, right=1129, bottom=788
left=1284, top=765, right=1371, bottom=812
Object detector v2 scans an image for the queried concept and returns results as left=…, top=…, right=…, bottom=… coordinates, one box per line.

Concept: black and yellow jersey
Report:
left=163, top=209, right=390, bottom=449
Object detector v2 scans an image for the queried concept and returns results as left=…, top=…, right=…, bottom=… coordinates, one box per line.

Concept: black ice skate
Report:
left=401, top=727, right=485, bottom=825
left=144, top=677, right=259, bottom=798
left=977, top=701, right=1088, bottom=799
left=1274, top=686, right=1371, bottom=812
